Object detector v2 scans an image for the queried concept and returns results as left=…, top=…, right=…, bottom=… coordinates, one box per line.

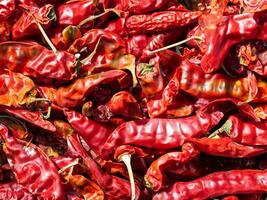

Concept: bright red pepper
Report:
left=0, top=124, right=66, bottom=199
left=0, top=182, right=35, bottom=199
left=0, top=0, right=15, bottom=20
left=153, top=169, right=267, bottom=200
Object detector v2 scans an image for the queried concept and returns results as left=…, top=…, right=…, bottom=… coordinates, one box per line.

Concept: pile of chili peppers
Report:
left=0, top=0, right=266, bottom=199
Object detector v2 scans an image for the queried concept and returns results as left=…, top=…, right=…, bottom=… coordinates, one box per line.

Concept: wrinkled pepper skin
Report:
left=126, top=11, right=200, bottom=35
left=0, top=0, right=15, bottom=20
left=12, top=4, right=56, bottom=39
left=153, top=169, right=267, bottom=200
left=187, top=137, right=267, bottom=158
left=0, top=41, right=77, bottom=82
left=0, top=124, right=66, bottom=199
left=221, top=114, right=267, bottom=146
left=64, top=109, right=112, bottom=154
left=145, top=142, right=200, bottom=191
left=199, top=10, right=267, bottom=73
left=100, top=111, right=223, bottom=159
left=0, top=182, right=35, bottom=200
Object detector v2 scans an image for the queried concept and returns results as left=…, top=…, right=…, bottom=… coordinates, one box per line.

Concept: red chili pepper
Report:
left=106, top=91, right=142, bottom=120
left=0, top=182, right=35, bottom=199
left=68, top=175, right=105, bottom=200
left=197, top=10, right=267, bottom=73
left=144, top=142, right=200, bottom=191
left=0, top=41, right=77, bottom=82
left=54, top=120, right=140, bottom=200
left=64, top=109, right=113, bottom=154
left=4, top=107, right=56, bottom=132
left=100, top=109, right=223, bottom=159
left=12, top=4, right=56, bottom=39
left=178, top=59, right=258, bottom=102
left=56, top=0, right=99, bottom=26
left=0, top=0, right=15, bottom=20
left=0, top=21, right=11, bottom=42
left=211, top=114, right=267, bottom=146
left=49, top=26, right=82, bottom=50
left=48, top=70, right=126, bottom=108
left=187, top=137, right=267, bottom=158
left=153, top=169, right=267, bottom=200
left=0, top=124, right=66, bottom=199
left=125, top=10, right=200, bottom=35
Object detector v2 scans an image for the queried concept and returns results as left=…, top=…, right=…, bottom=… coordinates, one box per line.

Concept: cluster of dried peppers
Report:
left=0, top=0, right=266, bottom=199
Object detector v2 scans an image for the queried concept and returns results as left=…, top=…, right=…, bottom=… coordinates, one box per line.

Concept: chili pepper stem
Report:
left=58, top=158, right=80, bottom=183
left=25, top=8, right=57, bottom=53
left=149, top=36, right=202, bottom=54
left=208, top=120, right=232, bottom=138
left=119, top=154, right=136, bottom=200
left=80, top=37, right=103, bottom=65
left=77, top=9, right=121, bottom=28
left=27, top=98, right=52, bottom=119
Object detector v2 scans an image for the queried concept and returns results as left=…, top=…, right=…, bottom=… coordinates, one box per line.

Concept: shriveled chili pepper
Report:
left=45, top=70, right=126, bottom=108
left=100, top=109, right=224, bottom=159
left=153, top=169, right=267, bottom=200
left=68, top=175, right=105, bottom=200
left=49, top=26, right=82, bottom=50
left=64, top=109, right=113, bottom=154
left=0, top=0, right=15, bottom=20
left=54, top=120, right=140, bottom=200
left=211, top=113, right=267, bottom=146
left=0, top=182, right=35, bottom=200
left=145, top=142, right=200, bottom=191
left=196, top=10, right=267, bottom=73
left=12, top=4, right=56, bottom=39
left=56, top=0, right=99, bottom=26
left=0, top=21, right=11, bottom=42
left=4, top=107, right=56, bottom=132
left=0, top=124, right=66, bottom=199
left=177, top=59, right=258, bottom=102
left=125, top=10, right=200, bottom=35
left=0, top=41, right=77, bottom=82
left=187, top=137, right=267, bottom=158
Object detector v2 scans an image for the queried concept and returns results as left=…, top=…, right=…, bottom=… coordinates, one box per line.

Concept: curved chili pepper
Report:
left=153, top=169, right=267, bottom=200
left=0, top=41, right=77, bottom=82
left=126, top=11, right=200, bottom=35
left=100, top=110, right=223, bottom=159
left=54, top=120, right=140, bottom=200
left=68, top=175, right=105, bottom=200
left=178, top=59, right=258, bottom=102
left=64, top=109, right=113, bottom=154
left=198, top=10, right=267, bottom=73
left=212, top=114, right=267, bottom=146
left=187, top=137, right=267, bottom=158
left=5, top=107, right=56, bottom=132
left=12, top=4, right=56, bottom=39
left=56, top=0, right=98, bottom=26
left=0, top=124, right=66, bottom=199
left=145, top=142, right=200, bottom=191
left=49, top=70, right=126, bottom=108
left=0, top=182, right=35, bottom=200
left=0, top=0, right=15, bottom=20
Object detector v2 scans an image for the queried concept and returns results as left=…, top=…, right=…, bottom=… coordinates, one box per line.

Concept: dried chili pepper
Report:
left=47, top=70, right=126, bottom=108
left=145, top=142, right=200, bottom=191
left=210, top=114, right=267, bottom=146
left=54, top=120, right=140, bottom=200
left=100, top=109, right=223, bottom=159
left=0, top=182, right=35, bottom=200
left=0, top=124, right=66, bottom=199
left=153, top=169, right=267, bottom=200
left=187, top=137, right=267, bottom=158
left=56, top=0, right=99, bottom=26
left=126, top=11, right=200, bottom=35
left=0, top=41, right=77, bottom=82
left=197, top=10, right=267, bottom=73
left=178, top=59, right=258, bottom=102
left=12, top=4, right=56, bottom=39
left=64, top=109, right=112, bottom=154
